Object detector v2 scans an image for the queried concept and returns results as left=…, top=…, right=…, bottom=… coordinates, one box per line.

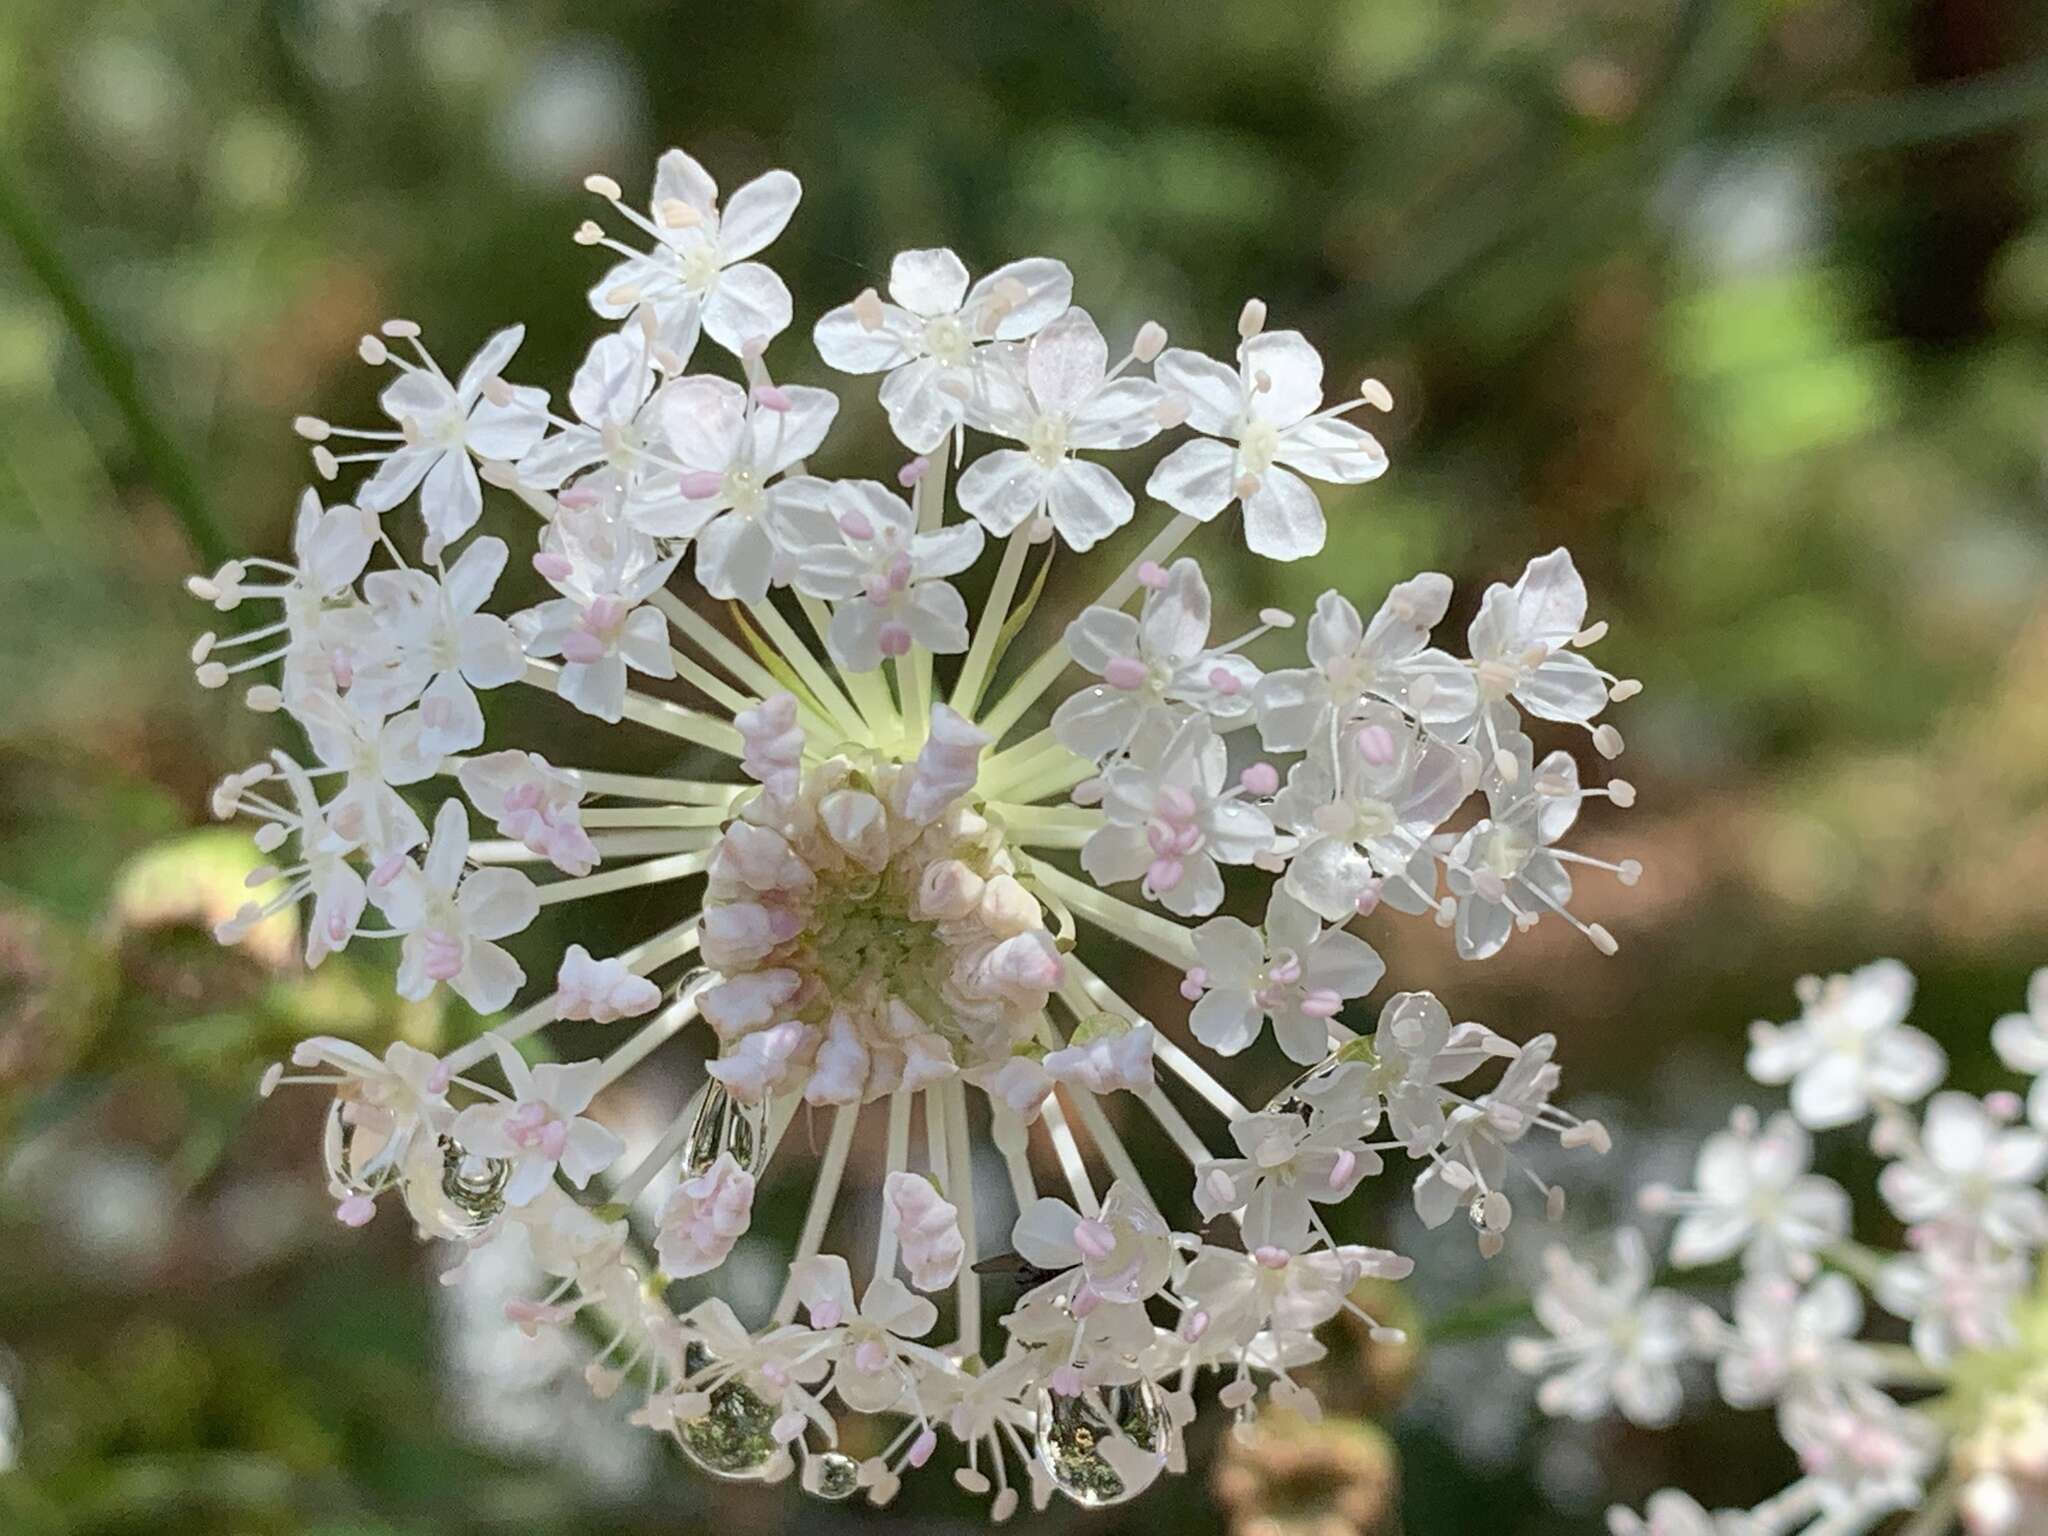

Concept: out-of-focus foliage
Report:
left=1, top=0, right=2044, bottom=1532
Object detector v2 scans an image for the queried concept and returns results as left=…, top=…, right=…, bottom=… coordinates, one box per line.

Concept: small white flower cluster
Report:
left=193, top=147, right=1642, bottom=1512
left=1516, top=962, right=2048, bottom=1536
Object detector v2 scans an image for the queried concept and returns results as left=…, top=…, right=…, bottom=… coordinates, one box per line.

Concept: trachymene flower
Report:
left=202, top=147, right=1641, bottom=1513
left=1532, top=964, right=2048, bottom=1536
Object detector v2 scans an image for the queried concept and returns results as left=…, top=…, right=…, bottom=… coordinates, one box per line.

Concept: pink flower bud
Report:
left=1239, top=762, right=1279, bottom=797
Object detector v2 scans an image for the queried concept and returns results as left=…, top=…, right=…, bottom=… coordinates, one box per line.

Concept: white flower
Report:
left=653, top=375, right=838, bottom=601
left=353, top=326, right=550, bottom=555
left=1443, top=733, right=1626, bottom=959
left=290, top=689, right=437, bottom=858
left=1011, top=1182, right=1174, bottom=1307
left=282, top=1036, right=449, bottom=1202
left=1185, top=890, right=1383, bottom=1063
left=514, top=499, right=679, bottom=721
left=351, top=536, right=525, bottom=757
left=457, top=750, right=598, bottom=877
left=789, top=1254, right=939, bottom=1414
left=1145, top=329, right=1387, bottom=561
left=1746, top=959, right=1945, bottom=1129
left=1081, top=714, right=1276, bottom=916
left=1254, top=580, right=1478, bottom=749
left=1271, top=705, right=1475, bottom=922
left=777, top=479, right=984, bottom=670
left=1777, top=1383, right=1939, bottom=1513
left=812, top=248, right=1073, bottom=452
left=655, top=1152, right=756, bottom=1278
left=1194, top=1110, right=1379, bottom=1252
left=196, top=146, right=1642, bottom=1510
left=1878, top=1091, right=2048, bottom=1249
left=1412, top=1034, right=1571, bottom=1242
left=1509, top=1230, right=1690, bottom=1427
left=189, top=489, right=381, bottom=701
left=1876, top=1233, right=2028, bottom=1365
left=515, top=329, right=661, bottom=491
left=552, top=944, right=661, bottom=1023
left=212, top=753, right=370, bottom=965
left=1991, top=968, right=2048, bottom=1131
left=1177, top=1242, right=1410, bottom=1357
left=1605, top=1491, right=1753, bottom=1536
left=1646, top=1108, right=1850, bottom=1278
left=1454, top=548, right=1614, bottom=741
left=585, top=150, right=801, bottom=360
left=955, top=306, right=1167, bottom=549
left=883, top=1171, right=964, bottom=1292
left=1052, top=558, right=1262, bottom=762
left=370, top=799, right=540, bottom=1014
left=1358, top=991, right=1514, bottom=1154
left=1709, top=1271, right=1870, bottom=1409
left=451, top=1037, right=624, bottom=1206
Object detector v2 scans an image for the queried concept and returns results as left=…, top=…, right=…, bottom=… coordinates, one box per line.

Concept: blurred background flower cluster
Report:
left=2, top=0, right=2045, bottom=1532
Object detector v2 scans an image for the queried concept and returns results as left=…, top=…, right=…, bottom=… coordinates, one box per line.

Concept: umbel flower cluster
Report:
left=191, top=148, right=1639, bottom=1511
left=1514, top=963, right=2048, bottom=1536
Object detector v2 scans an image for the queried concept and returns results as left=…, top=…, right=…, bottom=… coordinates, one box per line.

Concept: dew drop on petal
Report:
left=405, top=1140, right=513, bottom=1241
left=1034, top=1381, right=1168, bottom=1508
left=676, top=1341, right=782, bottom=1481
left=685, top=1077, right=765, bottom=1176
left=322, top=1099, right=400, bottom=1198
left=801, top=1450, right=862, bottom=1501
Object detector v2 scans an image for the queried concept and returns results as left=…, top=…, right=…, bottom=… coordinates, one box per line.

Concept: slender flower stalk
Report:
left=199, top=146, right=1641, bottom=1512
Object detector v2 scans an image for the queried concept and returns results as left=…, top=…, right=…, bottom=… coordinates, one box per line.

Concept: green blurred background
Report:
left=3, top=0, right=2046, bottom=1532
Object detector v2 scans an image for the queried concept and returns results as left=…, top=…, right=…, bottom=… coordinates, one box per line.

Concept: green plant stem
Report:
left=0, top=158, right=231, bottom=568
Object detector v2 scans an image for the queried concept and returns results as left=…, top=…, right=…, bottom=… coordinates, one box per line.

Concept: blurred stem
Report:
left=1370, top=0, right=1767, bottom=331
left=0, top=158, right=231, bottom=568
left=1369, top=8, right=2048, bottom=338
left=1427, top=1290, right=1535, bottom=1341
left=1737, top=57, right=2048, bottom=155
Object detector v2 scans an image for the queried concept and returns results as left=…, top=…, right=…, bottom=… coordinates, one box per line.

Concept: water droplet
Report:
left=1035, top=1381, right=1167, bottom=1508
left=685, top=1081, right=764, bottom=1176
left=405, top=1140, right=512, bottom=1241
left=801, top=1450, right=861, bottom=1501
left=675, top=1341, right=781, bottom=1481
left=321, top=1098, right=399, bottom=1196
